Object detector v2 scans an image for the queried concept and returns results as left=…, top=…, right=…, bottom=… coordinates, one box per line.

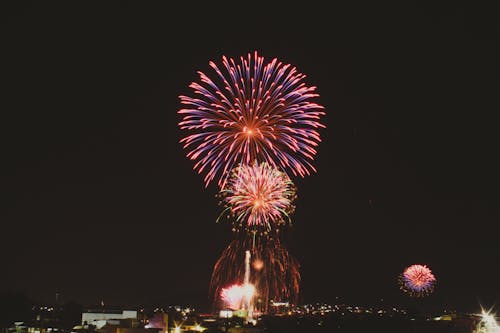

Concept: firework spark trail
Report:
left=218, top=162, right=296, bottom=232
left=211, top=236, right=300, bottom=313
left=179, top=51, right=325, bottom=187
left=399, top=264, right=436, bottom=297
left=243, top=250, right=254, bottom=319
left=244, top=250, right=251, bottom=286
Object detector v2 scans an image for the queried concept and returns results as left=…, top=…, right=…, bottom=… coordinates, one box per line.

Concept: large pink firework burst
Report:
left=218, top=162, right=296, bottom=232
left=399, top=264, right=436, bottom=297
left=179, top=51, right=325, bottom=187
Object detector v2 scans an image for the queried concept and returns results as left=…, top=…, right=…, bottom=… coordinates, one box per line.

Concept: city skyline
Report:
left=1, top=2, right=498, bottom=313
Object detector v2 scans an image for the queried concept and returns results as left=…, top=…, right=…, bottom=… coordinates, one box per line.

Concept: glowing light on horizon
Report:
left=178, top=51, right=325, bottom=187
left=477, top=309, right=500, bottom=333
left=218, top=162, right=296, bottom=232
left=194, top=324, right=206, bottom=332
left=399, top=264, right=436, bottom=297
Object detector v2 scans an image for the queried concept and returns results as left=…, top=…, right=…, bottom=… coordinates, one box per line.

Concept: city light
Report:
left=477, top=309, right=500, bottom=333
left=194, top=324, right=206, bottom=332
left=219, top=310, right=233, bottom=318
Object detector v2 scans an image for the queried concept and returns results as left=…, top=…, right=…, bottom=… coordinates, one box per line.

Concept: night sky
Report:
left=1, top=2, right=498, bottom=312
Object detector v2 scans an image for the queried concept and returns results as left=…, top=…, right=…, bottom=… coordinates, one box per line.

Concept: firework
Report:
left=252, top=259, right=264, bottom=271
left=220, top=283, right=255, bottom=310
left=220, top=284, right=242, bottom=310
left=211, top=236, right=300, bottom=313
left=218, top=162, right=296, bottom=232
left=399, top=264, right=436, bottom=297
left=179, top=51, right=325, bottom=187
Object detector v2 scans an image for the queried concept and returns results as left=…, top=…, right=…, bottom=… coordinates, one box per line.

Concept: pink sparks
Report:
left=400, top=264, right=436, bottom=297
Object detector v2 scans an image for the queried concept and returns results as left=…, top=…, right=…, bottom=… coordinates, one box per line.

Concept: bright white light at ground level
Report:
left=478, top=309, right=500, bottom=333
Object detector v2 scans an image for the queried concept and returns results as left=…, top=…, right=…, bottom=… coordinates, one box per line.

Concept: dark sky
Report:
left=1, top=2, right=498, bottom=312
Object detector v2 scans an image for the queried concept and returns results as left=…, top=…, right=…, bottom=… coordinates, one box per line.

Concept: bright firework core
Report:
left=178, top=51, right=325, bottom=187
left=218, top=162, right=296, bottom=232
left=220, top=283, right=256, bottom=311
left=243, top=126, right=255, bottom=136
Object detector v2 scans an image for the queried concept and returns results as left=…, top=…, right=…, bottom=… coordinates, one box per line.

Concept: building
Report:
left=82, top=310, right=138, bottom=329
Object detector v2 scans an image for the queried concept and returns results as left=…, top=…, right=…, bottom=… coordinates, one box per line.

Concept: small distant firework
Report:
left=220, top=283, right=255, bottom=310
left=399, top=264, right=436, bottom=297
left=178, top=51, right=325, bottom=187
left=218, top=162, right=296, bottom=232
left=211, top=236, right=300, bottom=313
